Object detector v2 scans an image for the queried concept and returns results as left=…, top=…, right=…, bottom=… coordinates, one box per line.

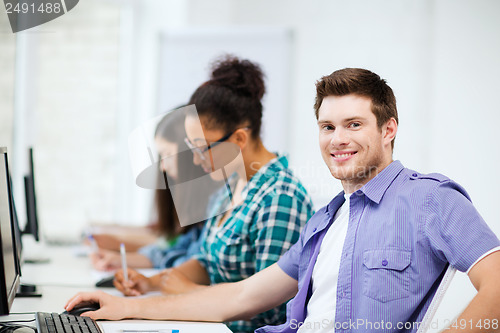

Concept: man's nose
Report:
left=331, top=128, right=350, bottom=147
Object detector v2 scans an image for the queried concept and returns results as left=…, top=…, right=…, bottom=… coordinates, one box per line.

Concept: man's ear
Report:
left=383, top=118, right=398, bottom=147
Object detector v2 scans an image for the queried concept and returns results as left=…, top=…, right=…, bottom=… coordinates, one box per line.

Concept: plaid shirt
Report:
left=193, top=154, right=314, bottom=333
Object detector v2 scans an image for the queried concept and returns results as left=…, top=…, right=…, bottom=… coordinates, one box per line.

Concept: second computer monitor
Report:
left=23, top=147, right=40, bottom=242
left=0, top=147, right=22, bottom=315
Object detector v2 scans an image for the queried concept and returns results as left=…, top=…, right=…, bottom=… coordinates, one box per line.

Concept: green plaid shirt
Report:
left=193, top=154, right=314, bottom=333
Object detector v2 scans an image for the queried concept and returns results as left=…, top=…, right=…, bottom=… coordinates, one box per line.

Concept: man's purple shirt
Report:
left=257, top=160, right=500, bottom=333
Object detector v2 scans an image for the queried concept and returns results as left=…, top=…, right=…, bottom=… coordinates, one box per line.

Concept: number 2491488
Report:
left=443, top=318, right=499, bottom=330
left=5, top=2, right=62, bottom=14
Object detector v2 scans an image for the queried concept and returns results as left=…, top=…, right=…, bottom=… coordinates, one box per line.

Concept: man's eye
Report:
left=349, top=122, right=361, bottom=128
left=321, top=124, right=334, bottom=131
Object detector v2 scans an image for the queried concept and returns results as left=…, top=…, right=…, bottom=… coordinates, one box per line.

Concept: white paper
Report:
left=99, top=320, right=231, bottom=333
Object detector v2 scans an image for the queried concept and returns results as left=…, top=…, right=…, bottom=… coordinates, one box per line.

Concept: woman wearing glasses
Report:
left=114, top=56, right=314, bottom=332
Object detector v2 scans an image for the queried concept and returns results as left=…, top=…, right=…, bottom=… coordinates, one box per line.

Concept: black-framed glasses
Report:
left=184, top=127, right=248, bottom=161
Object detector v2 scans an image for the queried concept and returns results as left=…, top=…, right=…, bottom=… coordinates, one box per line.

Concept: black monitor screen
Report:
left=0, top=147, right=21, bottom=315
left=23, top=147, right=39, bottom=241
left=9, top=173, right=22, bottom=276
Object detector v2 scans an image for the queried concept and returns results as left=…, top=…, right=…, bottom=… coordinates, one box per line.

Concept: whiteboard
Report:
left=157, top=27, right=293, bottom=153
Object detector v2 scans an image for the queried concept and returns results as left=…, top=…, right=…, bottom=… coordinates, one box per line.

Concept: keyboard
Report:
left=36, top=312, right=102, bottom=333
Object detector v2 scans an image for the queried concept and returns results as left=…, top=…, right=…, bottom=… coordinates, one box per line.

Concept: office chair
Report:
left=416, top=265, right=457, bottom=333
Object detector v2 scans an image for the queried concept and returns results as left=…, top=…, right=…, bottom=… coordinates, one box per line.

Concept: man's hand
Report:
left=114, top=269, right=152, bottom=296
left=445, top=251, right=500, bottom=332
left=64, top=291, right=133, bottom=321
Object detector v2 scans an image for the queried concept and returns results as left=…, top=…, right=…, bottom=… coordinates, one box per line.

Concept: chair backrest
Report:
left=416, top=265, right=457, bottom=333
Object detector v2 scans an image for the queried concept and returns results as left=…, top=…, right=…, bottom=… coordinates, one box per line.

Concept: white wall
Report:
left=427, top=1, right=500, bottom=327
left=7, top=0, right=191, bottom=241
left=430, top=0, right=500, bottom=231
left=11, top=0, right=122, bottom=242
left=110, top=0, right=190, bottom=225
left=0, top=14, right=16, bottom=161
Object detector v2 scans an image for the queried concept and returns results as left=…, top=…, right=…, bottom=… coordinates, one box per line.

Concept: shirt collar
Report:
left=209, top=154, right=288, bottom=219
left=241, top=153, right=288, bottom=197
left=356, top=160, right=404, bottom=204
left=326, top=191, right=347, bottom=218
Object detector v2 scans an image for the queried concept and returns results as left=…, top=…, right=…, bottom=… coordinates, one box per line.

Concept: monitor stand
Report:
left=16, top=283, right=42, bottom=297
left=23, top=256, right=50, bottom=264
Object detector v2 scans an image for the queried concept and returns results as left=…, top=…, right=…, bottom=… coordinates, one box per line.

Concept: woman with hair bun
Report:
left=114, top=56, right=314, bottom=332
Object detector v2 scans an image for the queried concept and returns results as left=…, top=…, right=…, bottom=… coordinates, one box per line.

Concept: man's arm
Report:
left=66, top=263, right=298, bottom=322
left=444, top=251, right=500, bottom=332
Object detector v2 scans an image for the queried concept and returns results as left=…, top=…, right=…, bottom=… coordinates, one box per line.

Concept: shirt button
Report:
left=412, top=173, right=418, bottom=177
left=382, top=259, right=388, bottom=266
left=313, top=228, right=317, bottom=232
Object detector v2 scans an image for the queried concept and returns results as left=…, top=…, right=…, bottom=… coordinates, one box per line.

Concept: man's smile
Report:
left=331, top=151, right=357, bottom=161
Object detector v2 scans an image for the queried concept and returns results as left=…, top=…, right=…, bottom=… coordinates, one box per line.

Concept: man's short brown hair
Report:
left=314, top=68, right=398, bottom=148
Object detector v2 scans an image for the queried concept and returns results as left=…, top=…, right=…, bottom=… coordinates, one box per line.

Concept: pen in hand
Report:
left=88, top=234, right=99, bottom=254
left=120, top=243, right=128, bottom=282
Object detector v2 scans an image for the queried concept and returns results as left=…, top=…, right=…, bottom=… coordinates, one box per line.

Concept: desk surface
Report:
left=8, top=239, right=231, bottom=333
left=20, top=241, right=99, bottom=288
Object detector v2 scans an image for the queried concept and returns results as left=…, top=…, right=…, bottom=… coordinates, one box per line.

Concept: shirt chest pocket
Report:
left=362, top=249, right=411, bottom=303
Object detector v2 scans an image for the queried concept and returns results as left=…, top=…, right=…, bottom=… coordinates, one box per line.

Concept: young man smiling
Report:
left=66, top=68, right=500, bottom=332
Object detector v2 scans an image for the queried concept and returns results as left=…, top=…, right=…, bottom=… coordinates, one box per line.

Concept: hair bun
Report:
left=209, top=55, right=265, bottom=100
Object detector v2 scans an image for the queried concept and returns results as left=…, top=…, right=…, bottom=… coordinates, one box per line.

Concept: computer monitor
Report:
left=0, top=147, right=22, bottom=315
left=9, top=174, right=22, bottom=276
left=9, top=166, right=41, bottom=296
left=23, top=147, right=40, bottom=242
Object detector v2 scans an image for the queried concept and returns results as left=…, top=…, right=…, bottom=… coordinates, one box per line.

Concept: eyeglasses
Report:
left=184, top=127, right=248, bottom=161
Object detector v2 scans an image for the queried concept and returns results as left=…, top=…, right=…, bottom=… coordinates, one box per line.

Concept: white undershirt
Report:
left=297, top=195, right=350, bottom=333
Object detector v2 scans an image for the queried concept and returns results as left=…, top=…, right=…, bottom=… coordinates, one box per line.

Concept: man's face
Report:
left=317, top=94, right=393, bottom=192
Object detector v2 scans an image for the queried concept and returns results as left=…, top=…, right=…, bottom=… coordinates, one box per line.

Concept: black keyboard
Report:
left=36, top=312, right=102, bottom=333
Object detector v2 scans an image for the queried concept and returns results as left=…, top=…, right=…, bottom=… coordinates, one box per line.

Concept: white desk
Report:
left=6, top=241, right=231, bottom=333
left=20, top=242, right=99, bottom=288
